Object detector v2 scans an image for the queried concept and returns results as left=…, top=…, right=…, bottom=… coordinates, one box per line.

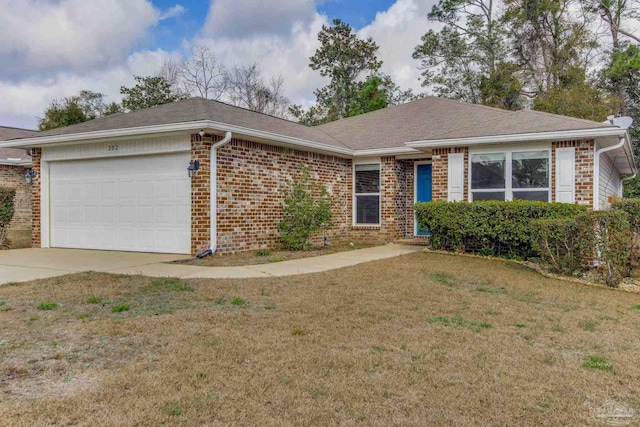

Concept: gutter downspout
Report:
left=594, top=136, right=626, bottom=210
left=197, top=131, right=232, bottom=258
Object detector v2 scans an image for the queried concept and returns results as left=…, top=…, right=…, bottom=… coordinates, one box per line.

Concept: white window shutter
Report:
left=448, top=153, right=465, bottom=202
left=555, top=147, right=575, bottom=203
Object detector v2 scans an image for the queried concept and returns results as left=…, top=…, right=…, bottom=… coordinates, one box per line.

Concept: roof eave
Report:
left=0, top=120, right=355, bottom=157
left=405, top=127, right=626, bottom=149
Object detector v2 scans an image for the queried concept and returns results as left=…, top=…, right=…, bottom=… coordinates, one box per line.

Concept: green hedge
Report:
left=531, top=210, right=631, bottom=286
left=413, top=200, right=588, bottom=259
left=0, top=187, right=16, bottom=249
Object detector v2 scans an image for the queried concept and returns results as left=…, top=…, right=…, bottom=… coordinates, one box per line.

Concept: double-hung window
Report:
left=354, top=164, right=381, bottom=225
left=471, top=149, right=550, bottom=202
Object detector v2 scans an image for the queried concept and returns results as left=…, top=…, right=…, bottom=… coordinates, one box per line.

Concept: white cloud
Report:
left=0, top=0, right=440, bottom=128
left=0, top=49, right=174, bottom=129
left=160, top=4, right=186, bottom=21
left=202, top=0, right=317, bottom=38
left=358, top=0, right=440, bottom=94
left=0, top=0, right=177, bottom=79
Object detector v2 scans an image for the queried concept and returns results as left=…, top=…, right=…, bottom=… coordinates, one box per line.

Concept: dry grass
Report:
left=6, top=229, right=31, bottom=250
left=1, top=252, right=640, bottom=426
left=179, top=243, right=373, bottom=267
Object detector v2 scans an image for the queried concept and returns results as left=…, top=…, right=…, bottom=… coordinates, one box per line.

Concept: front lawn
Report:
left=1, top=252, right=639, bottom=425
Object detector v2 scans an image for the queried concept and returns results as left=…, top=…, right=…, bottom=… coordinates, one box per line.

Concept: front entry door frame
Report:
left=414, top=161, right=433, bottom=236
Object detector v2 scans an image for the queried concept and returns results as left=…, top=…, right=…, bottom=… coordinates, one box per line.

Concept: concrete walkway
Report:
left=0, top=245, right=423, bottom=285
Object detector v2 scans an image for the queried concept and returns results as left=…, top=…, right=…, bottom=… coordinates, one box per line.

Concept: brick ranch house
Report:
left=0, top=126, right=37, bottom=233
left=0, top=97, right=635, bottom=256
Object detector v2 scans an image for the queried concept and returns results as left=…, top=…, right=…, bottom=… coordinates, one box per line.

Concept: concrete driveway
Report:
left=0, top=248, right=189, bottom=285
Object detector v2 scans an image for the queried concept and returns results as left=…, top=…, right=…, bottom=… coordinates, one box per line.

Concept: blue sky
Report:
left=0, top=0, right=435, bottom=129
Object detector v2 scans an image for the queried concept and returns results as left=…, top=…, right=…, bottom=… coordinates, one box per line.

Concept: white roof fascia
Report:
left=405, top=127, right=627, bottom=149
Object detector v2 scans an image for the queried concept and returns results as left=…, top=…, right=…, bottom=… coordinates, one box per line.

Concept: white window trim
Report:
left=352, top=160, right=382, bottom=227
left=468, top=146, right=552, bottom=202
left=413, top=160, right=432, bottom=236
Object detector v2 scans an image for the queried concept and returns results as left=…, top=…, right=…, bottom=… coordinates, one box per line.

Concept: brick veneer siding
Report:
left=193, top=134, right=352, bottom=254
left=0, top=164, right=31, bottom=230
left=432, top=147, right=469, bottom=202
left=551, top=139, right=594, bottom=207
left=31, top=148, right=41, bottom=247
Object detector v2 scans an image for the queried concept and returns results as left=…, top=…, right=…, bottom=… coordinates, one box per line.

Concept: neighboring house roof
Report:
left=315, top=97, right=615, bottom=150
left=0, top=126, right=36, bottom=165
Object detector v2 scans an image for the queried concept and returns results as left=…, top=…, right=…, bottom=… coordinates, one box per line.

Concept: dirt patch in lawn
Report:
left=176, top=243, right=374, bottom=267
left=1, top=252, right=640, bottom=426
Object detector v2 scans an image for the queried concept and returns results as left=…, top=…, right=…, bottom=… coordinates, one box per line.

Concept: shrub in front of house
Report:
left=529, top=217, right=587, bottom=275
left=532, top=210, right=631, bottom=286
left=611, top=198, right=640, bottom=274
left=278, top=165, right=334, bottom=251
left=413, top=200, right=587, bottom=259
left=0, top=187, right=16, bottom=249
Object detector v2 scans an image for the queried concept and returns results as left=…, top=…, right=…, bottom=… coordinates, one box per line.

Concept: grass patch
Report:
left=476, top=286, right=506, bottom=295
left=632, top=304, right=640, bottom=310
left=111, top=304, right=130, bottom=313
left=429, top=272, right=457, bottom=287
left=0, top=300, right=11, bottom=312
left=142, top=277, right=192, bottom=293
left=292, top=328, right=308, bottom=336
left=427, top=315, right=492, bottom=332
left=86, top=296, right=101, bottom=304
left=578, top=318, right=599, bottom=332
left=254, top=249, right=272, bottom=257
left=36, top=302, right=58, bottom=311
left=582, top=355, right=613, bottom=371
left=230, top=298, right=245, bottom=306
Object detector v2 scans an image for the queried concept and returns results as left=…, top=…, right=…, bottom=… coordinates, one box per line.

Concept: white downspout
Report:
left=203, top=131, right=232, bottom=257
left=594, top=136, right=626, bottom=210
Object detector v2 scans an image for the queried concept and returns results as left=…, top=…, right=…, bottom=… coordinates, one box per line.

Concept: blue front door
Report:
left=416, top=164, right=432, bottom=235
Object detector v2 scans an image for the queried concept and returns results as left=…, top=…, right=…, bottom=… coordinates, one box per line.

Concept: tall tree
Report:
left=346, top=75, right=389, bottom=117
left=180, top=45, right=226, bottom=99
left=308, top=18, right=383, bottom=122
left=226, top=64, right=291, bottom=118
left=120, top=76, right=183, bottom=112
left=502, top=0, right=597, bottom=97
left=38, top=91, right=120, bottom=131
left=413, top=0, right=521, bottom=108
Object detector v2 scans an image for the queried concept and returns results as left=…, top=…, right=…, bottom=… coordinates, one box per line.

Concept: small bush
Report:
left=530, top=218, right=587, bottom=274
left=414, top=200, right=587, bottom=258
left=0, top=188, right=16, bottom=249
left=37, top=302, right=58, bottom=310
left=582, top=210, right=631, bottom=287
left=278, top=164, right=333, bottom=251
left=611, top=198, right=640, bottom=274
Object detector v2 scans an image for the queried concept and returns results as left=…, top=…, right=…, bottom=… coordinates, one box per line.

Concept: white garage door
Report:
left=49, top=152, right=191, bottom=254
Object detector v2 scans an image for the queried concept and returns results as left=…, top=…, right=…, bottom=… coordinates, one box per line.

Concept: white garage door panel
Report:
left=49, top=152, right=191, bottom=254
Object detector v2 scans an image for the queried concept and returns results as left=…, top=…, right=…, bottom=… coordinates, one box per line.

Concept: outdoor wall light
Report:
left=188, top=160, right=200, bottom=178
left=198, top=129, right=205, bottom=137
left=24, top=169, right=37, bottom=184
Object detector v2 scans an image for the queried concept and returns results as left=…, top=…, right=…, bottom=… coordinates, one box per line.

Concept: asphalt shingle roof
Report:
left=0, top=126, right=37, bottom=160
left=8, top=97, right=614, bottom=152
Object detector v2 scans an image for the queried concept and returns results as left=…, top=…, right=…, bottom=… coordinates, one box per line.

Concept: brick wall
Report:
left=432, top=147, right=468, bottom=202
left=0, top=164, right=31, bottom=230
left=191, top=134, right=420, bottom=255
left=552, top=139, right=594, bottom=207
left=31, top=148, right=41, bottom=247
